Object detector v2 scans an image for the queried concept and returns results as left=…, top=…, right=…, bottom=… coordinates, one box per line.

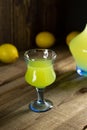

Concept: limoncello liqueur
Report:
left=69, top=24, right=87, bottom=76
left=25, top=59, right=56, bottom=88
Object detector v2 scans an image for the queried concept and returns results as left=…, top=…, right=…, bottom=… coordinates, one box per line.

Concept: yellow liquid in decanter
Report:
left=69, top=24, right=87, bottom=76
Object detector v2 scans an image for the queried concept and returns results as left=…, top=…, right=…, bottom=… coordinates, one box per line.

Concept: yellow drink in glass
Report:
left=25, top=59, right=56, bottom=88
left=24, top=49, right=57, bottom=112
left=70, top=41, right=87, bottom=71
left=69, top=24, right=87, bottom=76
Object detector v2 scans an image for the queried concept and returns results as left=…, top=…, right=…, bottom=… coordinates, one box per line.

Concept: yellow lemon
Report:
left=35, top=31, right=56, bottom=48
left=0, top=43, right=19, bottom=63
left=66, top=31, right=80, bottom=45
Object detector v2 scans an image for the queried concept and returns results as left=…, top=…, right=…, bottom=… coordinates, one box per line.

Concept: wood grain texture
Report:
left=0, top=0, right=63, bottom=50
left=0, top=0, right=13, bottom=43
left=13, top=0, right=32, bottom=50
left=0, top=0, right=33, bottom=50
left=0, top=47, right=87, bottom=130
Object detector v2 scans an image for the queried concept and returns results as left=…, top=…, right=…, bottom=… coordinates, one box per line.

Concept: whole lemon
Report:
left=0, top=43, right=19, bottom=63
left=35, top=31, right=56, bottom=48
left=66, top=31, right=80, bottom=45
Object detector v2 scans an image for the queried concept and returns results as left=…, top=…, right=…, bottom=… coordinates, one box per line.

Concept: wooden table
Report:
left=0, top=46, right=87, bottom=130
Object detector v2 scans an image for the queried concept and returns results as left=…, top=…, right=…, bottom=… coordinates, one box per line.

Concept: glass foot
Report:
left=76, top=66, right=87, bottom=76
left=29, top=99, right=53, bottom=112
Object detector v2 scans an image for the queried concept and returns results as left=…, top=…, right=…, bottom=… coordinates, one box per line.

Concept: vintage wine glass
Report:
left=24, top=49, right=57, bottom=112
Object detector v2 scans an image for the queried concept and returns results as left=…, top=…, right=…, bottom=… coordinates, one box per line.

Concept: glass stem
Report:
left=36, top=88, right=45, bottom=104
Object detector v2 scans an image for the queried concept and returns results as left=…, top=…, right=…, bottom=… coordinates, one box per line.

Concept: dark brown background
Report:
left=0, top=0, right=87, bottom=51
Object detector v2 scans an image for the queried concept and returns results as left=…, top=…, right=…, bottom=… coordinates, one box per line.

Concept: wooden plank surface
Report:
left=0, top=0, right=13, bottom=43
left=0, top=0, right=65, bottom=51
left=0, top=46, right=87, bottom=130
